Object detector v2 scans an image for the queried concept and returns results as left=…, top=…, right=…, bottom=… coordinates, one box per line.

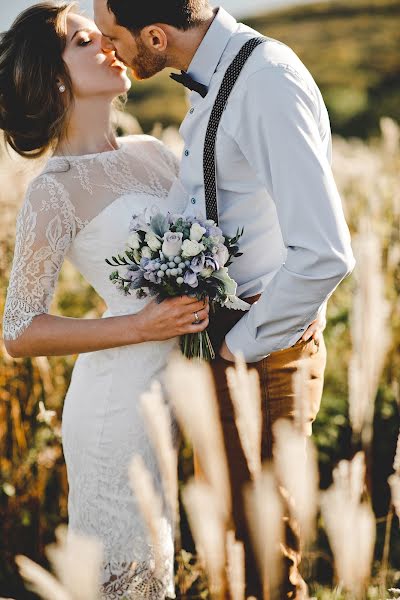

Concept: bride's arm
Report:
left=3, top=177, right=208, bottom=359
left=4, top=296, right=209, bottom=358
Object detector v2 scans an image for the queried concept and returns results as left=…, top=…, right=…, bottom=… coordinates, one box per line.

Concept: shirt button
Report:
left=191, top=198, right=196, bottom=205
left=189, top=108, right=195, bottom=114
left=184, top=149, right=190, bottom=157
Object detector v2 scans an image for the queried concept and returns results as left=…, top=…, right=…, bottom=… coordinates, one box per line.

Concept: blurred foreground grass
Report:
left=0, top=119, right=399, bottom=597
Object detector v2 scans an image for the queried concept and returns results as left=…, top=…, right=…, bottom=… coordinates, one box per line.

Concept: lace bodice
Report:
left=3, top=134, right=185, bottom=340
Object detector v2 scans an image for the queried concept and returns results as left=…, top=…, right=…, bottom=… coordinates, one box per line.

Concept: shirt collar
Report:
left=187, top=7, right=238, bottom=88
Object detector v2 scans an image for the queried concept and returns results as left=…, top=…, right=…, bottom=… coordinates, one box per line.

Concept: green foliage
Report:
left=130, top=0, right=400, bottom=139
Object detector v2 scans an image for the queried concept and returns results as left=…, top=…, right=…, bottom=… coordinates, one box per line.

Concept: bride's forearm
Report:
left=4, top=313, right=146, bottom=358
left=4, top=296, right=210, bottom=359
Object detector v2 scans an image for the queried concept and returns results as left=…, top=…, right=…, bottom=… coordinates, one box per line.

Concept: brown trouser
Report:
left=196, top=296, right=327, bottom=599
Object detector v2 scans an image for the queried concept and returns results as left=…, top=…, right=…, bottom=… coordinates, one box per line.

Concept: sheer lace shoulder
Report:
left=119, top=134, right=180, bottom=179
left=3, top=135, right=181, bottom=341
left=2, top=173, right=86, bottom=341
left=136, top=135, right=180, bottom=178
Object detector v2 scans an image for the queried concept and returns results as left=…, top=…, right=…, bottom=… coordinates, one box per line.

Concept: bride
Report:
left=1, top=3, right=209, bottom=598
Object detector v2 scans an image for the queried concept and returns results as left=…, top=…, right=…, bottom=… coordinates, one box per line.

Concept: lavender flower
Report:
left=205, top=224, right=224, bottom=239
left=125, top=267, right=141, bottom=282
left=143, top=271, right=161, bottom=284
left=141, top=257, right=153, bottom=270
left=204, top=254, right=220, bottom=271
left=184, top=270, right=199, bottom=288
left=190, top=254, right=205, bottom=273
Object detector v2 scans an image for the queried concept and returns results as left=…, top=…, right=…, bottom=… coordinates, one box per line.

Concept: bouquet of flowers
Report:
left=105, top=210, right=247, bottom=360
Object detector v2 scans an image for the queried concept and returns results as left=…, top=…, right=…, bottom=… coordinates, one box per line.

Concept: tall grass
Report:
left=0, top=119, right=399, bottom=598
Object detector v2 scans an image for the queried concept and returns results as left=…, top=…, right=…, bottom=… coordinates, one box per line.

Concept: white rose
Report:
left=145, top=231, right=162, bottom=252
left=216, top=244, right=229, bottom=268
left=141, top=246, right=153, bottom=259
left=162, top=232, right=183, bottom=258
left=127, top=232, right=141, bottom=250
left=181, top=239, right=205, bottom=258
left=190, top=223, right=207, bottom=242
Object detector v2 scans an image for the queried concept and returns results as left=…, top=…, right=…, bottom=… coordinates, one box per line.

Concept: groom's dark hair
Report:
left=107, top=0, right=210, bottom=32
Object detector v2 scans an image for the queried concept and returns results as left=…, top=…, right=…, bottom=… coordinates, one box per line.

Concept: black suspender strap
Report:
left=203, top=37, right=267, bottom=225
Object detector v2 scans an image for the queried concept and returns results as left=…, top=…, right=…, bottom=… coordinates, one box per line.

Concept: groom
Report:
left=94, top=1, right=356, bottom=597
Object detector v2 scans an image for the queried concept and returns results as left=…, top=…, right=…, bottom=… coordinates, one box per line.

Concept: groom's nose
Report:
left=101, top=35, right=115, bottom=51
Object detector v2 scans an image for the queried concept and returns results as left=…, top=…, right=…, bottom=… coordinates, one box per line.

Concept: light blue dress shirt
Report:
left=177, top=7, right=356, bottom=362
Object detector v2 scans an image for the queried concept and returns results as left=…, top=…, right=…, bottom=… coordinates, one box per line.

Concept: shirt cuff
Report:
left=224, top=307, right=321, bottom=363
left=224, top=313, right=269, bottom=363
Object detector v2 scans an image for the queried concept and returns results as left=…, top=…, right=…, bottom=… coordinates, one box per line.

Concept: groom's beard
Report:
left=130, top=36, right=167, bottom=80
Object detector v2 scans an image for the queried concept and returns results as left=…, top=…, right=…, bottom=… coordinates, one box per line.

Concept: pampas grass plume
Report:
left=226, top=353, right=262, bottom=480
left=141, top=381, right=178, bottom=519
left=165, top=353, right=231, bottom=520
left=226, top=531, right=245, bottom=600
left=183, top=480, right=227, bottom=598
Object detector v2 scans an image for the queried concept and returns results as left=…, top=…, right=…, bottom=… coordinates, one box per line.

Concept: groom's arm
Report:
left=224, top=64, right=355, bottom=362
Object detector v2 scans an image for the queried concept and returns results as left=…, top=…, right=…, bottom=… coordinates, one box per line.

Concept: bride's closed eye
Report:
left=78, top=38, right=92, bottom=47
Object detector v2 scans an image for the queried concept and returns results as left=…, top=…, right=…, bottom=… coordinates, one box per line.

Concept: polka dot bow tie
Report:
left=170, top=71, right=208, bottom=98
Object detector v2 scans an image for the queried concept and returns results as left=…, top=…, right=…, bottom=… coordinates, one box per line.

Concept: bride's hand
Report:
left=136, top=296, right=210, bottom=342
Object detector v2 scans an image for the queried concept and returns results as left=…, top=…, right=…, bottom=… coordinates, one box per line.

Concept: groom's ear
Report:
left=141, top=25, right=168, bottom=53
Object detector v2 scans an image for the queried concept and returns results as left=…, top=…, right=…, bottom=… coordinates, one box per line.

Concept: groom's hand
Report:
left=219, top=340, right=235, bottom=362
left=301, top=303, right=327, bottom=342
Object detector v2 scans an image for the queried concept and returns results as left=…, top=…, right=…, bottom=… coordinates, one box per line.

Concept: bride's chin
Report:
left=112, top=78, right=132, bottom=95
left=118, top=73, right=132, bottom=92
left=123, top=78, right=132, bottom=93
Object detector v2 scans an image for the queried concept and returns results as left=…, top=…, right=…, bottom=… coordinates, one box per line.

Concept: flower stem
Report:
left=180, top=331, right=216, bottom=361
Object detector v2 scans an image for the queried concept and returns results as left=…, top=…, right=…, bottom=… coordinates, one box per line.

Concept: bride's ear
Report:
left=141, top=25, right=168, bottom=53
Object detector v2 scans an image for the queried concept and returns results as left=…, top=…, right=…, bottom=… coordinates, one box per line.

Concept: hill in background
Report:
left=129, top=0, right=399, bottom=138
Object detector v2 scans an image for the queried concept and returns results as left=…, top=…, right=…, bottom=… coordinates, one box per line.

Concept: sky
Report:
left=0, top=0, right=316, bottom=30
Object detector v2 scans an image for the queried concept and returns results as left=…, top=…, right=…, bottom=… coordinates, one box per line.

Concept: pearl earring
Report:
left=58, top=84, right=66, bottom=93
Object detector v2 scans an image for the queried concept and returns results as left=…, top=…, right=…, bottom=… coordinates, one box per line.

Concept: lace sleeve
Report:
left=2, top=174, right=79, bottom=341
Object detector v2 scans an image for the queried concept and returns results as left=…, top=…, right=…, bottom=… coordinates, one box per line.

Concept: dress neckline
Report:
left=49, top=138, right=126, bottom=161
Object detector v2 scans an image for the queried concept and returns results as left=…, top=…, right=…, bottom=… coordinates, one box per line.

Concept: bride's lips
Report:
left=107, top=58, right=127, bottom=71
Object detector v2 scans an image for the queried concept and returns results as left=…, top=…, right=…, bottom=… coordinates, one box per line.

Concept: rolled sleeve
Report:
left=225, top=65, right=355, bottom=361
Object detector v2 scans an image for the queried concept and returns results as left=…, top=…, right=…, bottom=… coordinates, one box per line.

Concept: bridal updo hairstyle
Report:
left=107, top=0, right=210, bottom=32
left=0, top=2, right=75, bottom=158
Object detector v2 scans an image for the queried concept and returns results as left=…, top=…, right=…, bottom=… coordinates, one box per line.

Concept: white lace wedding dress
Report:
left=2, top=135, right=187, bottom=599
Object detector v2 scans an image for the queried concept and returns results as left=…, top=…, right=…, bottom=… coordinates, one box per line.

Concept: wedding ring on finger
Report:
left=193, top=311, right=200, bottom=325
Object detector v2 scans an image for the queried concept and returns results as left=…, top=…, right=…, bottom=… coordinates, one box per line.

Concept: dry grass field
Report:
left=0, top=118, right=399, bottom=598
